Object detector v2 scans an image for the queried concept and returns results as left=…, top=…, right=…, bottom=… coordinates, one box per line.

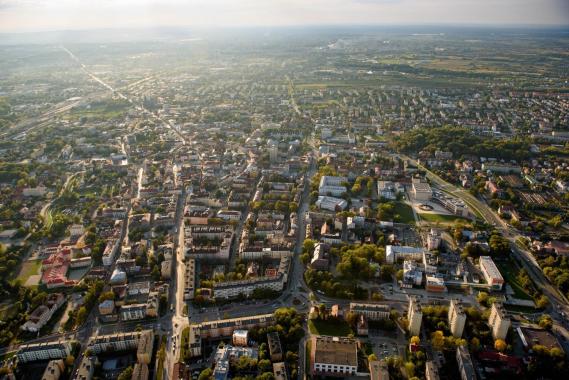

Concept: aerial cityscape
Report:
left=0, top=1, right=568, bottom=380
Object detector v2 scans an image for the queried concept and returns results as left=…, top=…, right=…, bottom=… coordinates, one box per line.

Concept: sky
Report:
left=0, top=0, right=568, bottom=33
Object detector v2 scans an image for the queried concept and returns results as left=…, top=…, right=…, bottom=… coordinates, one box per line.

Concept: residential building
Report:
left=188, top=314, right=275, bottom=357
left=408, top=297, right=423, bottom=336
left=213, top=345, right=258, bottom=380
left=87, top=330, right=153, bottom=355
left=310, top=243, right=329, bottom=270
left=310, top=335, right=358, bottom=377
left=21, top=293, right=65, bottom=332
left=318, top=176, right=348, bottom=197
left=456, top=346, right=477, bottom=380
left=488, top=302, right=511, bottom=341
left=425, top=360, right=440, bottom=380
left=17, top=341, right=72, bottom=363
left=132, top=363, right=149, bottom=380
left=73, top=356, right=95, bottom=380
left=369, top=360, right=389, bottom=380
left=184, top=258, right=195, bottom=300
left=268, top=332, right=284, bottom=362
left=137, top=330, right=154, bottom=364
left=349, top=303, right=390, bottom=321
left=41, top=359, right=64, bottom=380
left=120, top=304, right=147, bottom=321
left=232, top=330, right=249, bottom=347
left=449, top=299, right=467, bottom=338
left=386, top=245, right=424, bottom=264
left=479, top=256, right=504, bottom=290
left=427, top=229, right=441, bottom=250
left=315, top=196, right=348, bottom=211
left=273, top=362, right=288, bottom=380
left=425, top=275, right=447, bottom=293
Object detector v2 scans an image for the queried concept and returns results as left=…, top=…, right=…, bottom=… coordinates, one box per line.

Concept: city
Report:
left=0, top=5, right=568, bottom=380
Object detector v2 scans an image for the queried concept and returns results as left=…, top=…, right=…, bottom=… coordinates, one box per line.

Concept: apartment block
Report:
left=488, top=302, right=511, bottom=341
left=310, top=335, right=358, bottom=377
left=407, top=297, right=423, bottom=336
left=448, top=299, right=467, bottom=338
left=349, top=302, right=390, bottom=321
left=17, top=341, right=72, bottom=363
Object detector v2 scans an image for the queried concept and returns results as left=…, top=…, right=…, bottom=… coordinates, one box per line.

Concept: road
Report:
left=401, top=155, right=569, bottom=319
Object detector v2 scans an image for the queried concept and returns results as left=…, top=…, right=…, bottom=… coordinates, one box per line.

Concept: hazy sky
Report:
left=0, top=0, right=568, bottom=32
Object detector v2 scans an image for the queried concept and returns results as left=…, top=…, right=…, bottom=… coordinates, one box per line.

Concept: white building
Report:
left=17, top=341, right=72, bottom=363
left=315, top=196, right=348, bottom=212
left=311, top=336, right=358, bottom=376
left=448, top=299, right=467, bottom=338
left=411, top=178, right=432, bottom=201
left=232, top=330, right=249, bottom=347
left=488, top=302, right=511, bottom=341
left=479, top=256, right=504, bottom=290
left=349, top=303, right=390, bottom=321
left=408, top=297, right=423, bottom=336
left=386, top=245, right=424, bottom=264
left=318, top=176, right=348, bottom=197
left=427, top=229, right=441, bottom=250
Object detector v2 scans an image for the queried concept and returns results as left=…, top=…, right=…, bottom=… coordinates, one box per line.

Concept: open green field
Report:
left=418, top=212, right=468, bottom=225
left=495, top=260, right=533, bottom=301
left=17, top=259, right=42, bottom=285
left=308, top=319, right=353, bottom=337
left=394, top=202, right=416, bottom=224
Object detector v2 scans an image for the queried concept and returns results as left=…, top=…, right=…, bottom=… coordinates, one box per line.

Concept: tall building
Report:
left=425, top=360, right=440, bottom=380
left=427, top=229, right=442, bottom=251
left=41, top=359, right=64, bottom=380
left=17, top=341, right=72, bottom=363
left=448, top=299, right=467, bottom=338
left=369, top=360, right=390, bottom=380
left=456, top=346, right=477, bottom=380
left=488, top=302, right=511, bottom=340
left=407, top=297, right=423, bottom=336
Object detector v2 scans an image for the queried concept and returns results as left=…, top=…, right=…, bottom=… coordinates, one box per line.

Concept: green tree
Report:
left=117, top=366, right=133, bottom=380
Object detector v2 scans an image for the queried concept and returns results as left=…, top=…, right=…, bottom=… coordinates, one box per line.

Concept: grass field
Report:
left=394, top=202, right=416, bottom=224
left=495, top=260, right=533, bottom=300
left=17, top=259, right=42, bottom=284
left=418, top=212, right=468, bottom=225
left=308, top=319, right=353, bottom=337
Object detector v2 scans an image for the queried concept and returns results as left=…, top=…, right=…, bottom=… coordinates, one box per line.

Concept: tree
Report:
left=380, top=264, right=395, bottom=281
left=76, top=306, right=88, bottom=326
left=494, top=339, right=507, bottom=352
left=65, top=355, right=75, bottom=366
left=470, top=337, right=481, bottom=351
left=258, top=359, right=272, bottom=373
left=477, top=291, right=489, bottom=306
left=368, top=353, right=378, bottom=361
left=539, top=314, right=553, bottom=330
left=431, top=331, right=445, bottom=351
left=198, top=368, right=213, bottom=380
left=410, top=336, right=420, bottom=345
left=117, top=366, right=133, bottom=380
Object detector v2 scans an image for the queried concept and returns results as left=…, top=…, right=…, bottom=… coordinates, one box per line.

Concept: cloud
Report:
left=0, top=0, right=567, bottom=32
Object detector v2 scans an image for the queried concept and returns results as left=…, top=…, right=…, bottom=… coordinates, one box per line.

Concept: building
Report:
left=232, top=330, right=249, bottom=347
left=357, top=315, right=369, bottom=336
left=425, top=360, right=440, bottom=380
left=412, top=178, right=432, bottom=201
left=73, top=356, right=95, bottom=380
left=98, top=299, right=115, bottom=315
left=131, top=363, right=149, bottom=380
left=273, top=362, right=288, bottom=380
left=41, top=359, right=64, bottom=380
left=369, top=360, right=389, bottom=380
left=267, top=332, right=283, bottom=362
left=479, top=256, right=504, bottom=290
left=310, top=243, right=329, bottom=270
left=403, top=260, right=423, bottom=286
left=120, top=304, right=147, bottom=321
left=17, top=341, right=72, bottom=363
left=425, top=275, right=447, bottom=293
left=349, top=303, right=390, bottom=321
left=315, top=196, right=348, bottom=211
left=407, top=297, right=423, bottom=336
left=319, top=176, right=348, bottom=197
left=184, top=258, right=195, bottom=300
left=427, top=229, right=441, bottom=250
left=136, top=330, right=154, bottom=364
left=456, top=346, right=477, bottom=380
left=87, top=330, right=153, bottom=355
left=213, top=345, right=258, bottom=380
left=516, top=326, right=563, bottom=352
left=386, top=245, right=424, bottom=264
left=449, top=299, right=467, bottom=338
left=21, top=293, right=65, bottom=332
left=188, top=314, right=275, bottom=357
left=310, top=335, right=358, bottom=377
left=488, top=302, right=511, bottom=341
